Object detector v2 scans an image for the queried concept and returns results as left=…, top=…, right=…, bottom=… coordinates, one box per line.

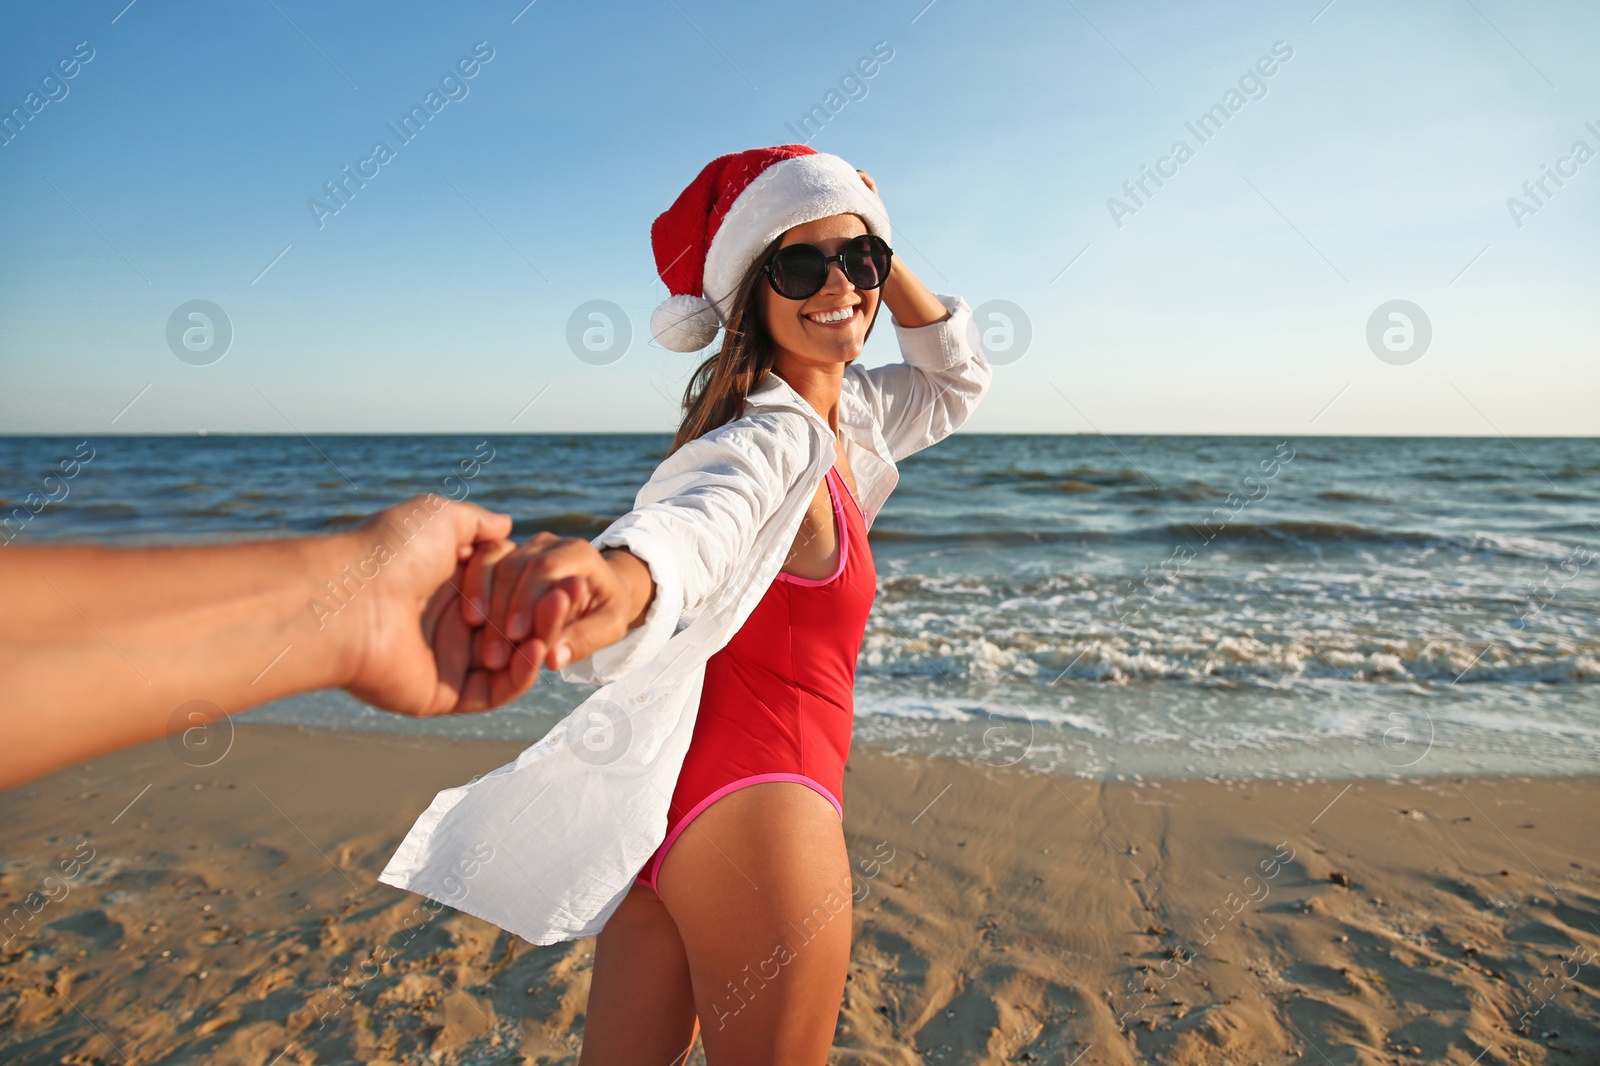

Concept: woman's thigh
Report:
left=578, top=882, right=701, bottom=1066
left=656, top=781, right=853, bottom=1066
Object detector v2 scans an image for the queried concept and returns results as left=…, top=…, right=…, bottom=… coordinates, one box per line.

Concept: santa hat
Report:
left=649, top=144, right=892, bottom=352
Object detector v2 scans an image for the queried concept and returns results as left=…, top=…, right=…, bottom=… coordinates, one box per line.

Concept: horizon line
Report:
left=2, top=431, right=1597, bottom=441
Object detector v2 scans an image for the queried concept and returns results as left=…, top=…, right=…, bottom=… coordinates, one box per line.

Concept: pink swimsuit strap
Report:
left=776, top=465, right=852, bottom=587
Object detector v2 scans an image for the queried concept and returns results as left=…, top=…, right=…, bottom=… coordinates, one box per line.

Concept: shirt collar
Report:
left=746, top=367, right=875, bottom=437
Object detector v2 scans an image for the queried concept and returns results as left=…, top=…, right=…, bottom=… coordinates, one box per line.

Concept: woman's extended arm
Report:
left=462, top=411, right=815, bottom=688
left=0, top=497, right=518, bottom=790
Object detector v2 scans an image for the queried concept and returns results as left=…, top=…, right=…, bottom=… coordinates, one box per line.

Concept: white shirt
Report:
left=379, top=293, right=993, bottom=945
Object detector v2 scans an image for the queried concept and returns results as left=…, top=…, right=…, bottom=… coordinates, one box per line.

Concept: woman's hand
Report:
left=854, top=169, right=950, bottom=329
left=460, top=534, right=654, bottom=693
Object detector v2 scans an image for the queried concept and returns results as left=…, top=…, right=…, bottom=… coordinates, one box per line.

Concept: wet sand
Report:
left=2, top=723, right=1596, bottom=1064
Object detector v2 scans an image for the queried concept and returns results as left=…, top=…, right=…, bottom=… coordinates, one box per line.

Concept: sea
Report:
left=4, top=433, right=1596, bottom=782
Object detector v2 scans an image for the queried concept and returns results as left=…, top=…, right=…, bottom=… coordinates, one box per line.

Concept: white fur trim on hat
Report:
left=650, top=293, right=721, bottom=352
left=702, top=152, right=891, bottom=317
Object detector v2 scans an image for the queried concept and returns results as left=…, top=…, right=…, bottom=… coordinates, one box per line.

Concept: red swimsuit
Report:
left=636, top=464, right=877, bottom=892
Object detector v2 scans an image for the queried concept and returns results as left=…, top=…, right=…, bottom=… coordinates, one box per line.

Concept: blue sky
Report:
left=1, top=0, right=1595, bottom=436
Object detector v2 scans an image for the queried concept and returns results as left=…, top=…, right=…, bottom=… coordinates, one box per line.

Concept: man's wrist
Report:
left=301, top=530, right=375, bottom=694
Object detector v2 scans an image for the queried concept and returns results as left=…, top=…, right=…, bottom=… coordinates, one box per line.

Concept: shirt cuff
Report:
left=890, top=293, right=975, bottom=373
left=557, top=527, right=684, bottom=687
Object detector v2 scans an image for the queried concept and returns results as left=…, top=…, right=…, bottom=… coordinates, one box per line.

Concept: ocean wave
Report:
left=148, top=480, right=214, bottom=496
left=978, top=465, right=1151, bottom=488
left=866, top=521, right=1584, bottom=561
left=858, top=628, right=1600, bottom=688
left=1536, top=522, right=1600, bottom=536
left=1316, top=490, right=1390, bottom=504
left=1413, top=470, right=1517, bottom=483
left=852, top=696, right=1113, bottom=735
left=509, top=513, right=616, bottom=538
left=1178, top=519, right=1392, bottom=543
left=475, top=484, right=584, bottom=500
left=316, top=511, right=372, bottom=531
left=1123, top=481, right=1227, bottom=502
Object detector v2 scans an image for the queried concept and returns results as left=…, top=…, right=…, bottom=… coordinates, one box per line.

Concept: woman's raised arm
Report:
left=850, top=170, right=993, bottom=462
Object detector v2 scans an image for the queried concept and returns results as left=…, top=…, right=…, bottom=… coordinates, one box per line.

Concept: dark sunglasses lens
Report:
left=770, top=246, right=827, bottom=299
left=843, top=235, right=889, bottom=289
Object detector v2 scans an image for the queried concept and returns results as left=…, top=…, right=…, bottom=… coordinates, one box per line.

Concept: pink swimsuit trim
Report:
left=776, top=466, right=853, bottom=588
left=635, top=463, right=868, bottom=896
left=639, top=772, right=843, bottom=892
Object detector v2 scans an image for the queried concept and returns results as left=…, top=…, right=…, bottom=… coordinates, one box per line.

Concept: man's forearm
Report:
left=0, top=535, right=360, bottom=789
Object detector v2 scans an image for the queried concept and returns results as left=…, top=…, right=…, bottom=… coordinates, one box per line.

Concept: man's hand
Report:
left=339, top=496, right=521, bottom=716
left=1, top=494, right=526, bottom=790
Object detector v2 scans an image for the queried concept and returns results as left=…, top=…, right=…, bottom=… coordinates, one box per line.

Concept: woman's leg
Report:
left=656, top=781, right=853, bottom=1065
left=578, top=882, right=701, bottom=1065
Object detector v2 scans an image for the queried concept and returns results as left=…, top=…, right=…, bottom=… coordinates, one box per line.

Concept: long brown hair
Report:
left=667, top=237, right=782, bottom=457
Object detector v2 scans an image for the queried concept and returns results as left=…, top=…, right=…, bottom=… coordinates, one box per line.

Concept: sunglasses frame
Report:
left=760, top=233, right=894, bottom=301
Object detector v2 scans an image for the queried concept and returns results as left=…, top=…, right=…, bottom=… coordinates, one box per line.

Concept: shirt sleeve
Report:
left=853, top=292, right=993, bottom=462
left=558, top=411, right=813, bottom=687
left=555, top=527, right=684, bottom=687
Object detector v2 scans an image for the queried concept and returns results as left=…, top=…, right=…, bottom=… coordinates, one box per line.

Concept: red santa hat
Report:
left=649, top=144, right=892, bottom=352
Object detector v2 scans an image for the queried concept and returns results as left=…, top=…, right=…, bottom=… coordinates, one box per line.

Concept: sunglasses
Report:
left=761, top=233, right=893, bottom=301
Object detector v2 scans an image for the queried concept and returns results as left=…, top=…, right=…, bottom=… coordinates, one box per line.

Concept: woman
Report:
left=380, top=145, right=991, bottom=1063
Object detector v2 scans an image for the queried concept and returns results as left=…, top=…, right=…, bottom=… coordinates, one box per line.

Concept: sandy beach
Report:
left=2, top=723, right=1596, bottom=1064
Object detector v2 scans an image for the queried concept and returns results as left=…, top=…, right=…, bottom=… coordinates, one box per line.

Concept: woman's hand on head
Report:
left=851, top=168, right=950, bottom=328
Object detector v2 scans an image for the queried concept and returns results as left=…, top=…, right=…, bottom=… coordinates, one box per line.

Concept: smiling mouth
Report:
left=805, top=306, right=857, bottom=326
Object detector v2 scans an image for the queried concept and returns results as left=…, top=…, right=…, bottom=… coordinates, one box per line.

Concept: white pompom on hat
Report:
left=649, top=293, right=721, bottom=354
left=649, top=145, right=891, bottom=352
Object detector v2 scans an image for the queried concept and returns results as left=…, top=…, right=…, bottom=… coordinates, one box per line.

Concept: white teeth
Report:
left=807, top=307, right=855, bottom=324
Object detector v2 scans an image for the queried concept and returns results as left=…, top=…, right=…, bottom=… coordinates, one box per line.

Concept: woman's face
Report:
left=758, top=213, right=881, bottom=370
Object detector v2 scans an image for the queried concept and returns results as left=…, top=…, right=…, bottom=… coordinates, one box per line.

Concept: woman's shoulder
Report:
left=636, top=407, right=817, bottom=505
left=679, top=406, right=813, bottom=462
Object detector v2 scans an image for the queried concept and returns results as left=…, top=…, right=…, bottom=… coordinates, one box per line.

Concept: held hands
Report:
left=337, top=496, right=521, bottom=716
left=455, top=534, right=648, bottom=697
left=338, top=504, right=638, bottom=715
